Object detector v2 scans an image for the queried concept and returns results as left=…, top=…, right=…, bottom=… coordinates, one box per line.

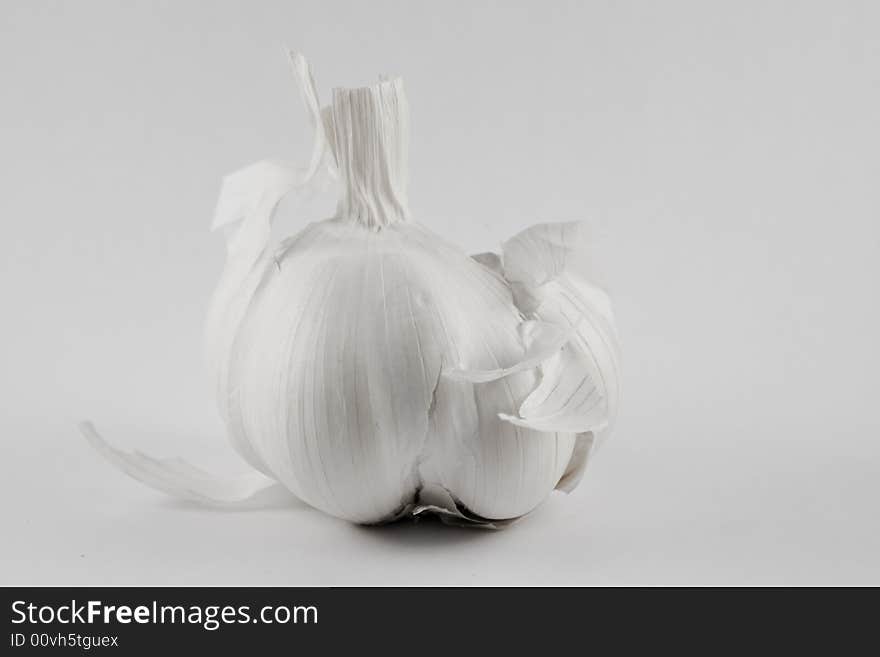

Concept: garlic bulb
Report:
left=82, top=53, right=620, bottom=526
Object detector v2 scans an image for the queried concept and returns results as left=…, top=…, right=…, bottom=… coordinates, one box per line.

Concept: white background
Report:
left=2, top=1, right=879, bottom=585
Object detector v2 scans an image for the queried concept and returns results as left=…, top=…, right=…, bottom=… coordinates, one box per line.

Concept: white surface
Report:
left=2, top=0, right=879, bottom=585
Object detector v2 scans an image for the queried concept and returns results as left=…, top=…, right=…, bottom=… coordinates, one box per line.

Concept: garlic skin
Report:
left=82, top=53, right=619, bottom=526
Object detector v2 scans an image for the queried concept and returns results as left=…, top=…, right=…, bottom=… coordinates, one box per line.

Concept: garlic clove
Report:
left=389, top=225, right=577, bottom=521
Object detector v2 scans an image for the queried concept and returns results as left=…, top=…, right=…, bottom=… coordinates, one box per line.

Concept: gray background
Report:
left=2, top=0, right=878, bottom=585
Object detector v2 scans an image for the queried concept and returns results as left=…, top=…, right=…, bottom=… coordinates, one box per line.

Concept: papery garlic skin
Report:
left=83, top=53, right=619, bottom=526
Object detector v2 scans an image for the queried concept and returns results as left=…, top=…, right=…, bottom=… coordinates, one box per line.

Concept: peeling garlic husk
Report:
left=82, top=53, right=620, bottom=526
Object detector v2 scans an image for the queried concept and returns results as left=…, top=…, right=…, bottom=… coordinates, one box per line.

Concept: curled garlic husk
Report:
left=82, top=53, right=620, bottom=527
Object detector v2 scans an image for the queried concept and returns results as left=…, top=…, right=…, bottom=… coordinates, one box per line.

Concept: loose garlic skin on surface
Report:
left=83, top=54, right=619, bottom=527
